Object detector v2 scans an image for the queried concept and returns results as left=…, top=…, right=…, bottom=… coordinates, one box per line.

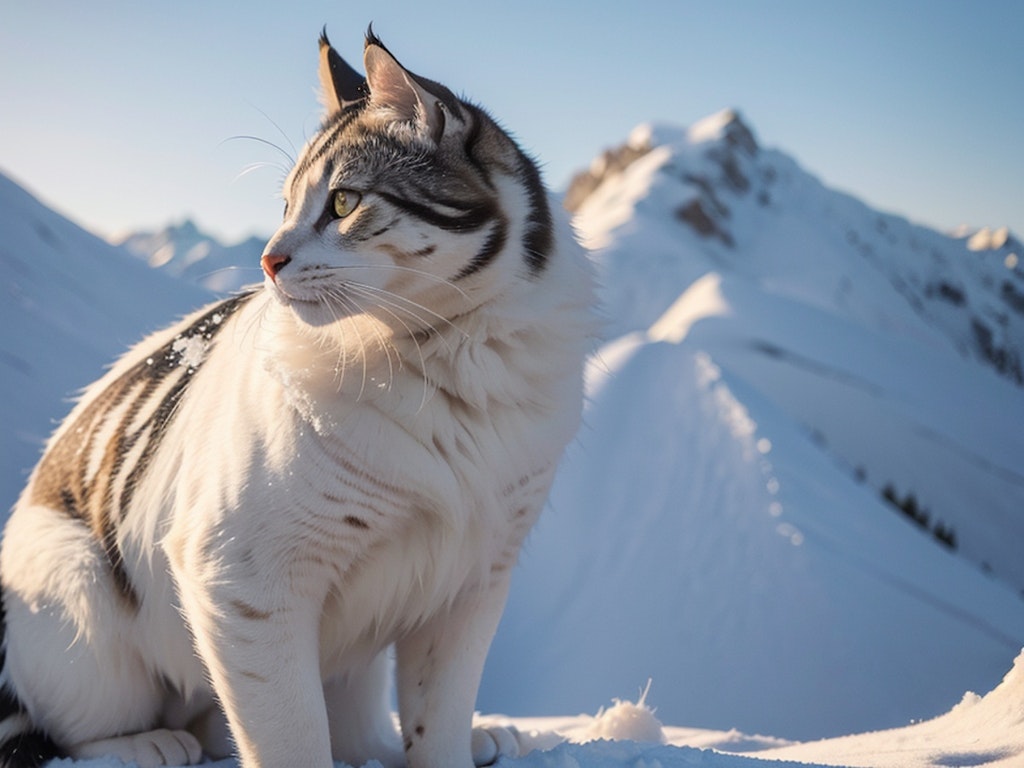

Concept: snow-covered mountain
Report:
left=115, top=219, right=266, bottom=293
left=567, top=109, right=1024, bottom=594
left=481, top=111, right=1024, bottom=740
left=566, top=110, right=1024, bottom=389
left=0, top=171, right=210, bottom=511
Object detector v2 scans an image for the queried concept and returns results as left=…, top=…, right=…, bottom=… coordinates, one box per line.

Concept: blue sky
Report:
left=2, top=0, right=1022, bottom=243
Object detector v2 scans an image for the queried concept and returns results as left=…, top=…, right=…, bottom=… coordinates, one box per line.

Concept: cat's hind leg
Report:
left=325, top=651, right=404, bottom=768
left=1, top=504, right=200, bottom=766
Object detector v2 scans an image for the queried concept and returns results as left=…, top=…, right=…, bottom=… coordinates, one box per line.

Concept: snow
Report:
left=38, top=655, right=1024, bottom=766
left=966, top=226, right=1012, bottom=252
left=3, top=101, right=1024, bottom=768
left=685, top=109, right=749, bottom=146
left=169, top=336, right=207, bottom=370
left=647, top=272, right=732, bottom=343
left=485, top=321, right=1024, bottom=739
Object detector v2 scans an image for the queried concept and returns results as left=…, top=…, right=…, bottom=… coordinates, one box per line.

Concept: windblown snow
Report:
left=2, top=106, right=1024, bottom=768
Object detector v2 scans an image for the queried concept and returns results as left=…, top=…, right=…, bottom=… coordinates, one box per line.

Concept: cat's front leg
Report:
left=395, top=573, right=516, bottom=768
left=169, top=559, right=334, bottom=768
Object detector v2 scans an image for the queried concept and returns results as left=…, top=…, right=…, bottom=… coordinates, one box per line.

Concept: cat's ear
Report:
left=318, top=29, right=366, bottom=114
left=362, top=29, right=453, bottom=144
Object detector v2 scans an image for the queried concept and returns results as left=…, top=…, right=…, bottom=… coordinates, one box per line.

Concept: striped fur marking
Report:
left=27, top=292, right=255, bottom=608
left=518, top=152, right=554, bottom=275
left=288, top=107, right=366, bottom=196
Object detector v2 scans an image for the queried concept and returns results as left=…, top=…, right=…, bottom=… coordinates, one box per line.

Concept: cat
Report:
left=0, top=27, right=594, bottom=768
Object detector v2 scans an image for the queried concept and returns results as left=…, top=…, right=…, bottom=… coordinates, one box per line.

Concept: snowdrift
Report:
left=484, top=313, right=1024, bottom=739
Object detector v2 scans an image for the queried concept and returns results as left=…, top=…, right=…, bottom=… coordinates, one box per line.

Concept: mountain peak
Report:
left=168, top=217, right=202, bottom=238
left=686, top=108, right=758, bottom=155
left=965, top=225, right=1021, bottom=256
left=115, top=217, right=266, bottom=292
left=564, top=133, right=656, bottom=213
left=564, top=110, right=760, bottom=216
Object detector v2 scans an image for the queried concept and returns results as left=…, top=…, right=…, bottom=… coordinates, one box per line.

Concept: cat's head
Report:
left=261, top=27, right=553, bottom=333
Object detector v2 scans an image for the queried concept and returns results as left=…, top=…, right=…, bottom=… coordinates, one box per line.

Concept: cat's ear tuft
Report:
left=362, top=34, right=452, bottom=144
left=318, top=28, right=366, bottom=115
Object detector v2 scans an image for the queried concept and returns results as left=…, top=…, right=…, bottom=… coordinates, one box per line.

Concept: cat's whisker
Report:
left=352, top=287, right=426, bottom=365
left=320, top=295, right=351, bottom=393
left=352, top=292, right=462, bottom=375
left=221, top=134, right=296, bottom=167
left=243, top=100, right=299, bottom=163
left=355, top=294, right=435, bottom=413
left=321, top=290, right=362, bottom=397
left=346, top=291, right=400, bottom=394
left=327, top=291, right=372, bottom=402
left=344, top=282, right=470, bottom=342
left=343, top=283, right=433, bottom=331
left=193, top=266, right=265, bottom=285
left=315, top=289, right=354, bottom=393
left=343, top=285, right=455, bottom=367
left=312, top=282, right=434, bottom=405
left=321, top=264, right=470, bottom=302
left=233, top=161, right=290, bottom=182
left=240, top=298, right=271, bottom=349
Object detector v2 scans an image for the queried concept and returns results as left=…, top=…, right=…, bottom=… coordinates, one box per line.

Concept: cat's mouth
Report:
left=265, top=277, right=317, bottom=306
left=266, top=279, right=360, bottom=328
left=269, top=285, right=312, bottom=305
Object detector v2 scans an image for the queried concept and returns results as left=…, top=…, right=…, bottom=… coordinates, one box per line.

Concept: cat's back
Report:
left=17, top=290, right=260, bottom=521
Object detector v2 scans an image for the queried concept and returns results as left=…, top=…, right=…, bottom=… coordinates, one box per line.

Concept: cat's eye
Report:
left=332, top=189, right=361, bottom=219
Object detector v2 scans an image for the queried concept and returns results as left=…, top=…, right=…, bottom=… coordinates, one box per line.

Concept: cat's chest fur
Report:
left=124, top=286, right=581, bottom=670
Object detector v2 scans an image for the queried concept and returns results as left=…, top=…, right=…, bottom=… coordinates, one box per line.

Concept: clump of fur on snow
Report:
left=583, top=682, right=665, bottom=744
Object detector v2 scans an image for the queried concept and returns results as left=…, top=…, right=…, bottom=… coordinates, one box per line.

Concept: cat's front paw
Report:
left=71, top=728, right=203, bottom=767
left=471, top=725, right=521, bottom=766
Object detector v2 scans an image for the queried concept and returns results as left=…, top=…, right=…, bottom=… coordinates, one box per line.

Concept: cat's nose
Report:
left=261, top=253, right=292, bottom=280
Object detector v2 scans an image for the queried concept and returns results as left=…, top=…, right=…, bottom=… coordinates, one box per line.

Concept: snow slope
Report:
left=485, top=319, right=1024, bottom=739
left=0, top=171, right=211, bottom=513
